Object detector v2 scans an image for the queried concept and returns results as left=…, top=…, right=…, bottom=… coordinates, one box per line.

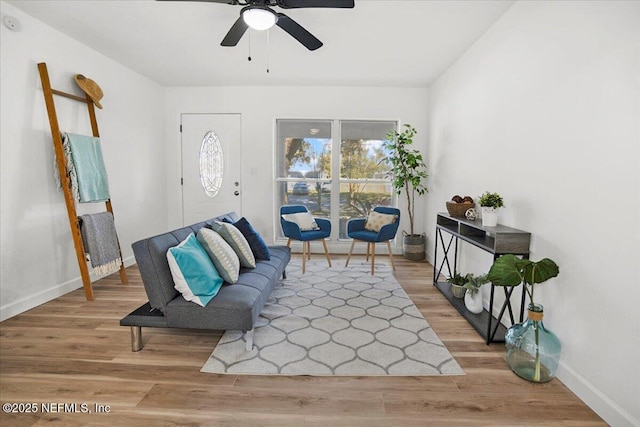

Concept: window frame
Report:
left=274, top=118, right=398, bottom=243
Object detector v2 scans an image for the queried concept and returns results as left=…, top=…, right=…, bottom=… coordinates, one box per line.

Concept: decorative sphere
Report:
left=465, top=208, right=478, bottom=221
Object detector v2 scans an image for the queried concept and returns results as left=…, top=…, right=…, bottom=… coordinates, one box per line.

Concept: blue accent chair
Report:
left=345, top=206, right=400, bottom=275
left=280, top=205, right=331, bottom=273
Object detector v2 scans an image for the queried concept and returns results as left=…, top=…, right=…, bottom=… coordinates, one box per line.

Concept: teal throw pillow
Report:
left=166, top=233, right=223, bottom=307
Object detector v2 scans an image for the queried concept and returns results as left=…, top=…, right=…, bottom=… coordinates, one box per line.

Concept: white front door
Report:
left=181, top=113, right=242, bottom=225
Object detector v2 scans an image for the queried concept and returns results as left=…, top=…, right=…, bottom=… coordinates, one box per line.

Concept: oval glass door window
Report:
left=199, top=131, right=224, bottom=198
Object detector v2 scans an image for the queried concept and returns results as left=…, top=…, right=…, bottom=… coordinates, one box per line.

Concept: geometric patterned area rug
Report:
left=201, top=259, right=464, bottom=376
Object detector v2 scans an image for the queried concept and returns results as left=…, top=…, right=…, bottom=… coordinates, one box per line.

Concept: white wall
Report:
left=426, top=1, right=640, bottom=425
left=0, top=2, right=167, bottom=320
left=4, top=0, right=637, bottom=423
left=163, top=86, right=429, bottom=253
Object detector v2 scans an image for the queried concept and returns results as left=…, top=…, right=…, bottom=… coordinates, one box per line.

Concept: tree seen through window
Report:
left=277, top=119, right=396, bottom=239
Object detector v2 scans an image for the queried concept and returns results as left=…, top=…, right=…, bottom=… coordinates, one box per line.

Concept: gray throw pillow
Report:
left=209, top=221, right=256, bottom=268
left=196, top=228, right=240, bottom=284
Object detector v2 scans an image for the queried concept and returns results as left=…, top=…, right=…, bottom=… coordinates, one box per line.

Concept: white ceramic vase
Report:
left=481, top=206, right=499, bottom=227
left=464, top=290, right=483, bottom=314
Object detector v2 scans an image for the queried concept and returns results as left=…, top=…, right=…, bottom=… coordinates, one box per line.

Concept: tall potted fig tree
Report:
left=384, top=124, right=428, bottom=260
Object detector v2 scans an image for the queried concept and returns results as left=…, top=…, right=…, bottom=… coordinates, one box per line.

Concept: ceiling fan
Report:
left=157, top=0, right=355, bottom=51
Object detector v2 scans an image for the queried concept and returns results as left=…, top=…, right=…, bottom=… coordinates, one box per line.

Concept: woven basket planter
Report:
left=402, top=233, right=425, bottom=261
left=446, top=202, right=475, bottom=217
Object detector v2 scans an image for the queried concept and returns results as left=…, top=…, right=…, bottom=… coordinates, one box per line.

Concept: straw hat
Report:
left=74, top=74, right=103, bottom=109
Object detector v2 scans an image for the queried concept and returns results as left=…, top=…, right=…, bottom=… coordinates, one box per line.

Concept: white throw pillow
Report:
left=365, top=211, right=397, bottom=232
left=282, top=212, right=320, bottom=231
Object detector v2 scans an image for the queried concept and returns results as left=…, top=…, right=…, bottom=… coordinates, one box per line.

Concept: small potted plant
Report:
left=488, top=254, right=561, bottom=383
left=446, top=272, right=467, bottom=298
left=478, top=191, right=504, bottom=227
left=463, top=273, right=489, bottom=314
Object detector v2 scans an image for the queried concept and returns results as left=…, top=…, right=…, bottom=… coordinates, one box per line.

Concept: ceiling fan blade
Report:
left=156, top=0, right=237, bottom=4
left=278, top=0, right=354, bottom=9
left=221, top=16, right=249, bottom=46
left=276, top=13, right=323, bottom=51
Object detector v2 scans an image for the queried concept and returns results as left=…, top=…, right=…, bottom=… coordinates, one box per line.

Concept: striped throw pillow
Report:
left=210, top=221, right=256, bottom=269
left=197, top=228, right=240, bottom=284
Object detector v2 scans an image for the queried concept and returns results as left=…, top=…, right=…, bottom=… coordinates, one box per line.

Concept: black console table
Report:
left=433, top=213, right=531, bottom=344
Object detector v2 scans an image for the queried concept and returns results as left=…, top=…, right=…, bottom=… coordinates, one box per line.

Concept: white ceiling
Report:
left=7, top=0, right=514, bottom=87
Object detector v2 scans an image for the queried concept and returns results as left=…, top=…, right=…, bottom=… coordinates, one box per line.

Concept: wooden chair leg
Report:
left=345, top=240, right=356, bottom=267
left=286, top=238, right=291, bottom=248
left=366, top=242, right=371, bottom=261
left=307, top=241, right=311, bottom=260
left=302, top=240, right=306, bottom=274
left=386, top=240, right=396, bottom=271
left=370, top=242, right=376, bottom=275
left=322, top=239, right=332, bottom=267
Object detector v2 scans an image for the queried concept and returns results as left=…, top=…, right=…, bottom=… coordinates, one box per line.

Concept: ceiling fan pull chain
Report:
left=266, top=28, right=270, bottom=73
left=248, top=29, right=252, bottom=61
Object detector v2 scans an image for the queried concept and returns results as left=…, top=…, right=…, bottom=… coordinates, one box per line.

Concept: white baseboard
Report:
left=428, top=250, right=637, bottom=426
left=485, top=301, right=638, bottom=427
left=0, top=256, right=136, bottom=322
left=0, top=277, right=82, bottom=322
left=556, top=362, right=639, bottom=427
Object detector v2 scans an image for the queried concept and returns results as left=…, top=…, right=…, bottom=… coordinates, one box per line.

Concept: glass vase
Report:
left=505, top=303, right=561, bottom=383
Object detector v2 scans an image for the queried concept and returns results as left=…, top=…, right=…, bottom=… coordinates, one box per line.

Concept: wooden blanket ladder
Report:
left=38, top=62, right=128, bottom=301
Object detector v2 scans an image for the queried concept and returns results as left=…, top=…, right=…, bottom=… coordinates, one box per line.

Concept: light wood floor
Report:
left=0, top=255, right=605, bottom=426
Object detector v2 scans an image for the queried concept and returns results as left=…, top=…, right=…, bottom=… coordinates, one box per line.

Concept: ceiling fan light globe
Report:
left=242, top=8, right=277, bottom=31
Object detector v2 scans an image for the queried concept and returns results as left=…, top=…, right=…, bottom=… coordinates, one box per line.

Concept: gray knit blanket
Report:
left=79, top=212, right=122, bottom=275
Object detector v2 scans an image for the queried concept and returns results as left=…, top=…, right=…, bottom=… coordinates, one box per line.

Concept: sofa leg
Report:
left=244, top=328, right=255, bottom=352
left=130, top=326, right=143, bottom=352
left=282, top=270, right=287, bottom=279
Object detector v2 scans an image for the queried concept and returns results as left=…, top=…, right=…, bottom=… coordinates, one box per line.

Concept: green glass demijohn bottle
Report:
left=505, top=303, right=562, bottom=383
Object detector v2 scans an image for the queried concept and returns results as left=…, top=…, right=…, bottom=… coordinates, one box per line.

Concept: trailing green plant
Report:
left=383, top=124, right=428, bottom=236
left=446, top=272, right=467, bottom=286
left=463, top=273, right=489, bottom=295
left=478, top=191, right=504, bottom=209
left=487, top=254, right=560, bottom=381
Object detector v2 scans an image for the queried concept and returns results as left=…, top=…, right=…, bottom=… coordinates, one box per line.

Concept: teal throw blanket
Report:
left=66, top=133, right=110, bottom=202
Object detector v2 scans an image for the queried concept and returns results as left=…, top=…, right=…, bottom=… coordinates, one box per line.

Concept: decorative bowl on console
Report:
left=446, top=195, right=474, bottom=217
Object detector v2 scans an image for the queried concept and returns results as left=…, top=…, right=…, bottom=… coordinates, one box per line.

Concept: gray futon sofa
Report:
left=120, top=212, right=290, bottom=351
